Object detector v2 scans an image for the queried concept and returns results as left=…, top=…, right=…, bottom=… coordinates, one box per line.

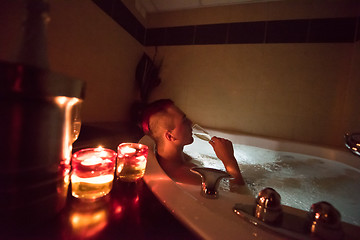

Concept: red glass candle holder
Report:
left=117, top=143, right=148, bottom=182
left=71, top=147, right=116, bottom=199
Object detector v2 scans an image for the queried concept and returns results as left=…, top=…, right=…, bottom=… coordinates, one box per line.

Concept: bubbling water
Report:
left=184, top=135, right=360, bottom=226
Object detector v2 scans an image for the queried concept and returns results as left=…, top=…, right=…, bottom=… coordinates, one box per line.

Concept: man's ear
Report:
left=165, top=131, right=175, bottom=142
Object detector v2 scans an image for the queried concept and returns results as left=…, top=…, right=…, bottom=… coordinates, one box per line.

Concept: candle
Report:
left=71, top=147, right=116, bottom=199
left=117, top=143, right=148, bottom=182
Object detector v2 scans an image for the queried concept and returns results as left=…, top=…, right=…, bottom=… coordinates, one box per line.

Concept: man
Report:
left=141, top=99, right=245, bottom=186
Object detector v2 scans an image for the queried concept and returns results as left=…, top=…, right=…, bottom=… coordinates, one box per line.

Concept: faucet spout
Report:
left=345, top=132, right=360, bottom=157
left=190, top=167, right=232, bottom=199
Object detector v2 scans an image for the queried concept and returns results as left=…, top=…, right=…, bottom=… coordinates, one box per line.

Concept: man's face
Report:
left=167, top=105, right=193, bottom=146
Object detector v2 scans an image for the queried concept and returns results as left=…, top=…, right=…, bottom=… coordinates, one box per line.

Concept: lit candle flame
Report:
left=95, top=146, right=104, bottom=151
left=122, top=145, right=137, bottom=154
left=81, top=156, right=103, bottom=166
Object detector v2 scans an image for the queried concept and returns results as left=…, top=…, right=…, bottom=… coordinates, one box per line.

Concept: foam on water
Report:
left=184, top=136, right=360, bottom=226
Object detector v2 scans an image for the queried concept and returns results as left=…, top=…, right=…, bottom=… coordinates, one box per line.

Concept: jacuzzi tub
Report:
left=140, top=128, right=360, bottom=240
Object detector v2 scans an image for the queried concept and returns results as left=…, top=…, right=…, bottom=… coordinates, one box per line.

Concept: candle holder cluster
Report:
left=71, top=143, right=148, bottom=200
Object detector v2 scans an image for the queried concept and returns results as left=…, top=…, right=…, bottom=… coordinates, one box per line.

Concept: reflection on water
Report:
left=185, top=135, right=360, bottom=226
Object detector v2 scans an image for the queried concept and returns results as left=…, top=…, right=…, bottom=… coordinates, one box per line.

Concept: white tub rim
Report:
left=140, top=129, right=360, bottom=240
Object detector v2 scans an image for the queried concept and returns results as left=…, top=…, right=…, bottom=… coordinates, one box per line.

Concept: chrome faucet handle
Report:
left=190, top=167, right=232, bottom=199
left=254, top=187, right=283, bottom=225
left=344, top=132, right=360, bottom=157
left=308, top=201, right=344, bottom=240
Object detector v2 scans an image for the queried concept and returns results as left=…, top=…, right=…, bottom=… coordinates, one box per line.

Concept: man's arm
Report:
left=209, top=137, right=245, bottom=185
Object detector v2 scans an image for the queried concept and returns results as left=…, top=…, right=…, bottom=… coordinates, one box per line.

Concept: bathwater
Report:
left=184, top=135, right=360, bottom=226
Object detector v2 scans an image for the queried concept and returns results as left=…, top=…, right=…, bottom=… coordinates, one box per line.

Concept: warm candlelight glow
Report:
left=71, top=148, right=116, bottom=199
left=117, top=143, right=148, bottom=182
left=122, top=145, right=137, bottom=155
left=111, top=201, right=124, bottom=219
left=70, top=209, right=108, bottom=237
left=136, top=155, right=146, bottom=162
left=72, top=174, right=114, bottom=185
left=81, top=156, right=103, bottom=166
left=54, top=96, right=67, bottom=106
left=95, top=146, right=104, bottom=151
left=114, top=205, right=123, bottom=215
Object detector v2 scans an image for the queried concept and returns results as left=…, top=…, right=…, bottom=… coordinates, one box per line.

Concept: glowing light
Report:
left=311, top=221, right=317, bottom=233
left=68, top=97, right=80, bottom=107
left=71, top=148, right=116, bottom=199
left=56, top=96, right=82, bottom=170
left=133, top=195, right=139, bottom=204
left=111, top=201, right=124, bottom=218
left=55, top=96, right=79, bottom=107
left=70, top=209, right=108, bottom=238
left=136, top=155, right=147, bottom=162
left=114, top=205, right=123, bottom=215
left=71, top=174, right=114, bottom=185
left=55, top=96, right=68, bottom=106
left=63, top=167, right=70, bottom=176
left=64, top=174, right=70, bottom=185
left=95, top=146, right=104, bottom=151
left=121, top=145, right=137, bottom=155
left=81, top=156, right=103, bottom=166
left=117, top=143, right=149, bottom=182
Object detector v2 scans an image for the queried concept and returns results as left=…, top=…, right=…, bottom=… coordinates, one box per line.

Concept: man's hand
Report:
left=209, top=136, right=234, bottom=162
left=209, top=136, right=245, bottom=185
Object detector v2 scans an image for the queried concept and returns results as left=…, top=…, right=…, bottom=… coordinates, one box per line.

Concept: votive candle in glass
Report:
left=117, top=143, right=148, bottom=182
left=71, top=147, right=116, bottom=199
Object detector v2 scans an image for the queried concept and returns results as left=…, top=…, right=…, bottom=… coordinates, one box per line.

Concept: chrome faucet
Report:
left=254, top=187, right=283, bottom=225
left=308, top=201, right=344, bottom=240
left=234, top=188, right=346, bottom=239
left=344, top=132, right=360, bottom=157
left=190, top=167, right=231, bottom=199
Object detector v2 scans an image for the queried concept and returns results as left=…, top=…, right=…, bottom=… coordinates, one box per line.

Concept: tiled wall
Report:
left=145, top=17, right=359, bottom=46
left=93, top=0, right=360, bottom=147
left=93, top=0, right=145, bottom=44
left=46, top=1, right=144, bottom=122
left=93, top=0, right=359, bottom=46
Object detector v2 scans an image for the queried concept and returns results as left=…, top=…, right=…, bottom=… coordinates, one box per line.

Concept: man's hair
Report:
left=141, top=99, right=174, bottom=136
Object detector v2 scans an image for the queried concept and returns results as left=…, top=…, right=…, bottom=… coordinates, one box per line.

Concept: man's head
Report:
left=142, top=99, right=193, bottom=146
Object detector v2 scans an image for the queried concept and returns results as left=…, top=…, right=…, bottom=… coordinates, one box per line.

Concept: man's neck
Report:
left=156, top=143, right=185, bottom=168
left=155, top=142, right=201, bottom=185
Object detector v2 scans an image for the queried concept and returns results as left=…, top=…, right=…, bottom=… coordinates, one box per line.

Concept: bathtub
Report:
left=140, top=128, right=360, bottom=240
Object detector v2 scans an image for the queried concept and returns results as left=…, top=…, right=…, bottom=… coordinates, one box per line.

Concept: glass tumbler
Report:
left=117, top=143, right=148, bottom=182
left=71, top=147, right=116, bottom=199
